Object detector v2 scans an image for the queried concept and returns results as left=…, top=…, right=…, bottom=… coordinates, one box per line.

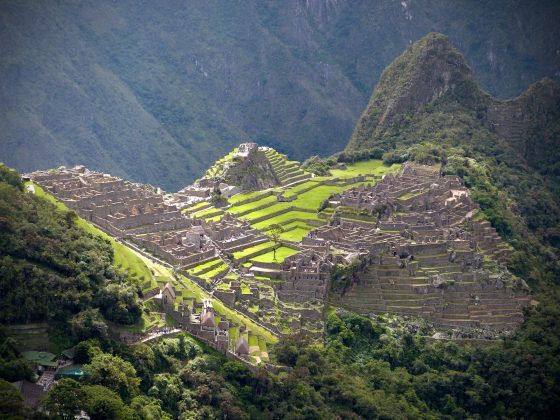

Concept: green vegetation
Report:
left=278, top=227, right=310, bottom=242
left=344, top=33, right=560, bottom=293
left=31, top=301, right=559, bottom=419
left=4, top=3, right=559, bottom=190
left=232, top=242, right=275, bottom=260
left=252, top=211, right=321, bottom=230
left=0, top=171, right=142, bottom=329
left=227, top=194, right=277, bottom=214
left=31, top=182, right=154, bottom=289
left=330, top=159, right=399, bottom=179
left=250, top=247, right=299, bottom=263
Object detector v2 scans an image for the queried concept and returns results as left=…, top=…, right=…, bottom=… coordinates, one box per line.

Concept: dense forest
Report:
left=0, top=164, right=141, bottom=331
left=3, top=302, right=560, bottom=418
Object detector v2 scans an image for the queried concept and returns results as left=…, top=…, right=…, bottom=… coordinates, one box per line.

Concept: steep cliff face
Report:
left=345, top=33, right=560, bottom=252
left=221, top=149, right=280, bottom=191
left=487, top=78, right=560, bottom=174
left=346, top=33, right=560, bottom=181
left=346, top=33, right=487, bottom=150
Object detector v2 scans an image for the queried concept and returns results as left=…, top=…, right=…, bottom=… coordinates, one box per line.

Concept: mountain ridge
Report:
left=1, top=1, right=559, bottom=190
left=346, top=33, right=560, bottom=185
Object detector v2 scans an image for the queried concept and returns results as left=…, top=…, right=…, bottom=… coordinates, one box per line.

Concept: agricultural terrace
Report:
left=28, top=182, right=278, bottom=354
left=189, top=159, right=401, bottom=245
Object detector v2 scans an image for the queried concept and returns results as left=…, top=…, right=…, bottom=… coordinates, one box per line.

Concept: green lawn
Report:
left=279, top=227, right=311, bottom=242
left=239, top=201, right=294, bottom=221
left=283, top=180, right=321, bottom=197
left=188, top=258, right=221, bottom=274
left=194, top=206, right=221, bottom=217
left=330, top=160, right=400, bottom=178
left=252, top=211, right=321, bottom=230
left=250, top=246, right=299, bottom=263
left=228, top=190, right=273, bottom=205
left=232, top=241, right=275, bottom=260
left=228, top=195, right=278, bottom=214
left=197, top=263, right=228, bottom=279
left=273, top=221, right=314, bottom=231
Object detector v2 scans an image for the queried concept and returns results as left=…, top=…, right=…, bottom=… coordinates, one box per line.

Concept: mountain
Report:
left=1, top=1, right=559, bottom=190
left=347, top=33, right=560, bottom=182
left=345, top=32, right=560, bottom=287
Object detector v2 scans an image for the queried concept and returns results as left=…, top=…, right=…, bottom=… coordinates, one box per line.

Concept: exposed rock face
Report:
left=486, top=78, right=560, bottom=173
left=201, top=144, right=312, bottom=192
left=346, top=33, right=485, bottom=150
left=220, top=144, right=279, bottom=191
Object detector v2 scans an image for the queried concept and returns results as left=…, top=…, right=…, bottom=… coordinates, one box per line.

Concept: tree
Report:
left=83, top=353, right=140, bottom=401
left=0, top=379, right=30, bottom=419
left=0, top=164, right=23, bottom=190
left=268, top=224, right=284, bottom=261
left=130, top=396, right=172, bottom=420
left=70, top=309, right=109, bottom=342
left=43, top=379, right=86, bottom=419
left=82, top=385, right=133, bottom=420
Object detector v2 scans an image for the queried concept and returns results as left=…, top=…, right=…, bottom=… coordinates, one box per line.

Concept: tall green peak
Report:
left=345, top=33, right=560, bottom=181
left=346, top=32, right=485, bottom=151
left=344, top=33, right=560, bottom=257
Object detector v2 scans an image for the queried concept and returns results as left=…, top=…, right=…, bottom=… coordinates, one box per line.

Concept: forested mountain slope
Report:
left=1, top=0, right=559, bottom=190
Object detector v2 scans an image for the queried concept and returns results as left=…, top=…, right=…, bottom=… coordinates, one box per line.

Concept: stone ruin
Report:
left=27, top=160, right=531, bottom=338
left=305, top=162, right=530, bottom=331
left=202, top=142, right=279, bottom=191
left=27, top=166, right=220, bottom=269
left=235, top=249, right=345, bottom=337
left=156, top=285, right=230, bottom=353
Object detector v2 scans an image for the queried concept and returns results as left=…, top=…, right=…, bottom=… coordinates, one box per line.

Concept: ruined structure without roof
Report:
left=27, top=153, right=530, bottom=349
left=308, top=162, right=529, bottom=330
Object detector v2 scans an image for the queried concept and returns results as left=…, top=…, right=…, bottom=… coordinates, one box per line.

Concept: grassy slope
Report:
left=30, top=182, right=154, bottom=286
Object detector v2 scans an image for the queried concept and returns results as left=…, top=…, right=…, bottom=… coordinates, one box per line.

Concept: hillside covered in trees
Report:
left=1, top=0, right=559, bottom=190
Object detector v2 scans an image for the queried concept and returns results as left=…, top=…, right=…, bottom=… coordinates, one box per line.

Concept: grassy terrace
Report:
left=181, top=201, right=209, bottom=214
left=228, top=189, right=274, bottom=205
left=187, top=257, right=221, bottom=274
left=330, top=160, right=400, bottom=179
left=252, top=211, right=321, bottom=230
left=228, top=194, right=278, bottom=214
left=279, top=227, right=311, bottom=242
left=228, top=176, right=388, bottom=235
left=250, top=246, right=299, bottom=263
left=197, top=263, right=228, bottom=279
left=232, top=241, right=275, bottom=260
